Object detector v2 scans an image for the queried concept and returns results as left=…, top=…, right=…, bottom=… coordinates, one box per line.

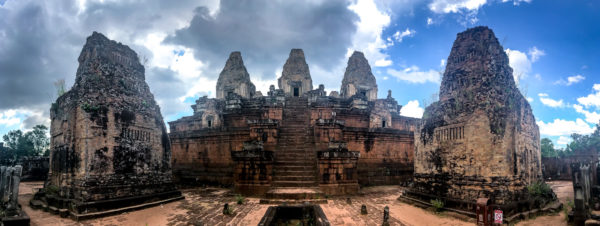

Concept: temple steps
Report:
left=272, top=181, right=318, bottom=187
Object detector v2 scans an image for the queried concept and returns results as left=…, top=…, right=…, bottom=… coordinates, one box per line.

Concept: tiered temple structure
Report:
left=32, top=32, right=182, bottom=219
left=403, top=26, right=543, bottom=213
left=169, top=49, right=419, bottom=197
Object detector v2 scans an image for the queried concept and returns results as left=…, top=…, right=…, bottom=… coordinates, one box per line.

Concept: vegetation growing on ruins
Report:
left=430, top=199, right=444, bottom=212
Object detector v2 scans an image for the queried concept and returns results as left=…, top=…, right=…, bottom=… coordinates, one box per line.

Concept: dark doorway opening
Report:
left=382, top=120, right=387, bottom=128
left=360, top=91, right=367, bottom=97
left=293, top=87, right=299, bottom=97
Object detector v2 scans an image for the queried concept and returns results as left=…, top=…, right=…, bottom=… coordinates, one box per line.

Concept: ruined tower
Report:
left=340, top=51, right=378, bottom=101
left=216, top=51, right=256, bottom=99
left=38, top=32, right=181, bottom=219
left=278, top=49, right=313, bottom=97
left=407, top=27, right=542, bottom=207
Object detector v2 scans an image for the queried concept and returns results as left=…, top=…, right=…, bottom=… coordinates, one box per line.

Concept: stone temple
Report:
left=403, top=26, right=542, bottom=210
left=33, top=32, right=182, bottom=219
left=169, top=49, right=419, bottom=197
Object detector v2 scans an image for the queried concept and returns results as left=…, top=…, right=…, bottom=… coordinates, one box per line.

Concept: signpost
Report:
left=494, top=209, right=503, bottom=224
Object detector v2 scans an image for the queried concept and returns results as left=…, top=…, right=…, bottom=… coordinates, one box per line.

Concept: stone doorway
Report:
left=293, top=87, right=299, bottom=97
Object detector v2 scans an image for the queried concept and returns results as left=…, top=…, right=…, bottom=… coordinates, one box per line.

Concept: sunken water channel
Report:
left=258, top=204, right=330, bottom=226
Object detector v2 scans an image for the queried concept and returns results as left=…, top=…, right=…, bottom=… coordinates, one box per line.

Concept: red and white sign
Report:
left=494, top=210, right=503, bottom=224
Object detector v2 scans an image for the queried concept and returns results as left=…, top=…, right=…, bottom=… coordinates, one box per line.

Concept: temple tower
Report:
left=278, top=49, right=313, bottom=97
left=216, top=51, right=256, bottom=99
left=340, top=51, right=378, bottom=101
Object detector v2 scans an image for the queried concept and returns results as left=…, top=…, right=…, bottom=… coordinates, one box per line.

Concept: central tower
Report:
left=278, top=49, right=313, bottom=97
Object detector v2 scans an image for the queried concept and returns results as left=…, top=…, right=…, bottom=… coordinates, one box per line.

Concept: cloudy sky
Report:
left=0, top=0, right=598, bottom=147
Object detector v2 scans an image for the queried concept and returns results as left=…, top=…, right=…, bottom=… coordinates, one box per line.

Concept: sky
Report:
left=0, top=0, right=598, bottom=148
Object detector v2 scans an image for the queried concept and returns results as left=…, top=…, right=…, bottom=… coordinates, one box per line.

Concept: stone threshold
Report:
left=71, top=195, right=185, bottom=221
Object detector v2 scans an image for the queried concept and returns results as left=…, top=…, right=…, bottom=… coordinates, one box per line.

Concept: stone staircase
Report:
left=263, top=97, right=324, bottom=203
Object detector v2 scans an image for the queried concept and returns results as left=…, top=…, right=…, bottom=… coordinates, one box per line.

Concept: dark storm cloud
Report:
left=0, top=1, right=83, bottom=111
left=164, top=0, right=358, bottom=80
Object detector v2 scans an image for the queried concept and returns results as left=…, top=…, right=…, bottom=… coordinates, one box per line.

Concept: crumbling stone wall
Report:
left=40, top=32, right=180, bottom=216
left=409, top=27, right=542, bottom=207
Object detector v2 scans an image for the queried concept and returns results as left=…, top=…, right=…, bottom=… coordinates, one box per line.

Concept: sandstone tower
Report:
left=340, top=51, right=378, bottom=101
left=408, top=27, right=542, bottom=207
left=278, top=49, right=313, bottom=97
left=37, top=32, right=181, bottom=219
left=216, top=51, right=256, bottom=99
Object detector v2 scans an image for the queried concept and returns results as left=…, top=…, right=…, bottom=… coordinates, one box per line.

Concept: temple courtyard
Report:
left=18, top=181, right=572, bottom=226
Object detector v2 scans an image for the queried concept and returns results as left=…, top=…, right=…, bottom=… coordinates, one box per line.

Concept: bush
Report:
left=235, top=194, right=244, bottom=204
left=430, top=199, right=444, bottom=212
left=527, top=181, right=552, bottom=198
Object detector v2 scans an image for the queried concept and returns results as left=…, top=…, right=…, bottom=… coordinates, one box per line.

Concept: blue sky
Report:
left=0, top=0, right=598, bottom=148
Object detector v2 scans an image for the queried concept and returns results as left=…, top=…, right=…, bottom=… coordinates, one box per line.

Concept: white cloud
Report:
left=392, top=28, right=415, bottom=42
left=573, top=104, right=600, bottom=124
left=503, top=0, right=532, bottom=5
left=555, top=74, right=585, bottom=86
left=429, top=0, right=487, bottom=13
left=528, top=46, right=545, bottom=62
left=427, top=17, right=433, bottom=25
left=557, top=136, right=572, bottom=146
left=537, top=118, right=595, bottom=136
left=387, top=66, right=441, bottom=84
left=538, top=93, right=565, bottom=108
left=576, top=84, right=600, bottom=108
left=505, top=48, right=531, bottom=83
left=400, top=100, right=424, bottom=118
left=526, top=97, right=533, bottom=102
left=440, top=59, right=446, bottom=67
left=348, top=0, right=392, bottom=67
left=0, top=110, right=20, bottom=127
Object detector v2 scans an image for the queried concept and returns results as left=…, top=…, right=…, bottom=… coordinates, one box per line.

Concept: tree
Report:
left=541, top=138, right=557, bottom=158
left=565, top=121, right=600, bottom=154
left=1, top=125, right=50, bottom=161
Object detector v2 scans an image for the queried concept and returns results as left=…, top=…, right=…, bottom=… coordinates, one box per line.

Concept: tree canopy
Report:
left=1, top=125, right=49, bottom=162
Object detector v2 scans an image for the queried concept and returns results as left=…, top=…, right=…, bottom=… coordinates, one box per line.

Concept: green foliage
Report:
left=541, top=138, right=558, bottom=158
left=430, top=199, right=444, bottom=212
left=527, top=181, right=552, bottom=198
left=54, top=79, right=66, bottom=97
left=1, top=125, right=49, bottom=161
left=81, top=102, right=100, bottom=112
left=235, top=194, right=244, bottom=204
left=45, top=185, right=59, bottom=196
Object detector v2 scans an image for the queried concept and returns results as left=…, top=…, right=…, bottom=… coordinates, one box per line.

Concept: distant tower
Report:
left=216, top=51, right=256, bottom=99
left=278, top=49, right=313, bottom=97
left=340, top=51, right=378, bottom=101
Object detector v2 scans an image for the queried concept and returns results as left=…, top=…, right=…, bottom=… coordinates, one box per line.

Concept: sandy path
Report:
left=516, top=180, right=573, bottom=226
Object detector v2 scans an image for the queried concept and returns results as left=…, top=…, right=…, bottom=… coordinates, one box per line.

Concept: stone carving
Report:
left=340, top=51, right=378, bottom=101
left=407, top=26, right=543, bottom=211
left=216, top=51, right=256, bottom=99
left=32, top=32, right=182, bottom=219
left=0, top=165, right=29, bottom=225
left=278, top=49, right=313, bottom=96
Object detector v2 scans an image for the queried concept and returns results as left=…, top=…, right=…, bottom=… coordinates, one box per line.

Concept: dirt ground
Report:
left=18, top=180, right=573, bottom=226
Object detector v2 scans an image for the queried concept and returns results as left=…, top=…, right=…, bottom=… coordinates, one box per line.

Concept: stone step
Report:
left=272, top=170, right=315, bottom=176
left=273, top=175, right=316, bottom=181
left=274, top=166, right=316, bottom=171
left=274, top=161, right=314, bottom=166
left=264, top=187, right=324, bottom=200
left=272, top=181, right=318, bottom=187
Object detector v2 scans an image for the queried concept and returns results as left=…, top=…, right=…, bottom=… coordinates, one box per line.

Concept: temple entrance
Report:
left=293, top=87, right=299, bottom=97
